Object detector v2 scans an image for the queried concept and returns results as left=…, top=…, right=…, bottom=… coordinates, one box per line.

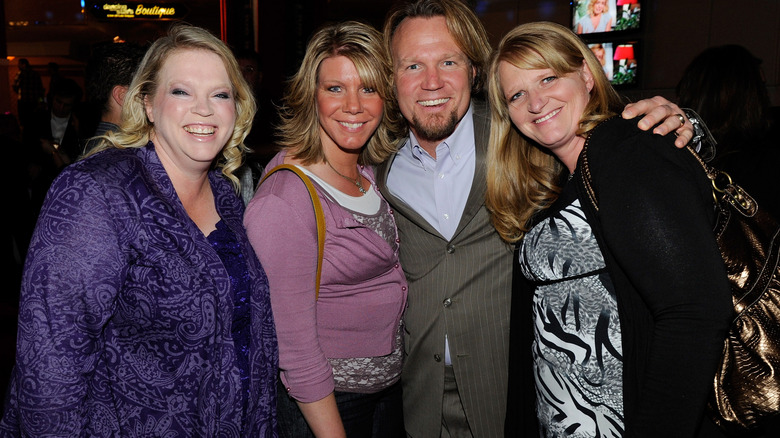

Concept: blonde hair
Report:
left=276, top=21, right=401, bottom=166
left=485, top=21, right=623, bottom=243
left=87, top=23, right=256, bottom=191
left=588, top=0, right=610, bottom=15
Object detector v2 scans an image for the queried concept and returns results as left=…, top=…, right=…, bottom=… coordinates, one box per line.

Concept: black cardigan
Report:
left=505, top=117, right=734, bottom=438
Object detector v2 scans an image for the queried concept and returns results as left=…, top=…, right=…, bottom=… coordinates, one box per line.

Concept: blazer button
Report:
left=434, top=354, right=442, bottom=362
left=443, top=298, right=452, bottom=307
left=446, top=244, right=456, bottom=254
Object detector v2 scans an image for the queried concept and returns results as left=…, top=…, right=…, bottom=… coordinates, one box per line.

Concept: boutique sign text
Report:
left=90, top=2, right=188, bottom=20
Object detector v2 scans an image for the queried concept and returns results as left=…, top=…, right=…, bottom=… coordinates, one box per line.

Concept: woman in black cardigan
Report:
left=485, top=22, right=733, bottom=437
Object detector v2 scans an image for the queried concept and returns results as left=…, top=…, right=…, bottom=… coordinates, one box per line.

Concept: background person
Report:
left=22, top=76, right=85, bottom=224
left=576, top=0, right=614, bottom=34
left=486, top=21, right=733, bottom=437
left=232, top=48, right=276, bottom=205
left=81, top=40, right=147, bottom=155
left=376, top=1, right=697, bottom=436
left=0, top=24, right=278, bottom=437
left=244, top=21, right=407, bottom=438
left=12, top=58, right=44, bottom=129
left=589, top=43, right=613, bottom=80
left=677, top=44, right=780, bottom=219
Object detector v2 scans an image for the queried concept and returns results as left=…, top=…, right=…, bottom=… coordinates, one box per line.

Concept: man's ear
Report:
left=112, top=85, right=129, bottom=106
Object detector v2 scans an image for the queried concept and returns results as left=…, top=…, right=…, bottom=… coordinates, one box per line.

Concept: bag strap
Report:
left=685, top=146, right=758, bottom=218
left=259, top=164, right=326, bottom=300
left=579, top=119, right=757, bottom=219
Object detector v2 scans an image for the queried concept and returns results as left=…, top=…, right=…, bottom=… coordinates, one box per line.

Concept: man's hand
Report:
left=622, top=96, right=692, bottom=148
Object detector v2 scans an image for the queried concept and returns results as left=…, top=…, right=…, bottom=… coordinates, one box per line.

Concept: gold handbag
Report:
left=580, top=119, right=780, bottom=431
left=687, top=148, right=780, bottom=431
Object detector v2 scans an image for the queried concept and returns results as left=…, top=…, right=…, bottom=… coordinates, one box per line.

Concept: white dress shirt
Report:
left=386, top=104, right=477, bottom=365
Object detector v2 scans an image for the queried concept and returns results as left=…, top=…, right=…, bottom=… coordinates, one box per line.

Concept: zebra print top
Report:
left=519, top=197, right=625, bottom=438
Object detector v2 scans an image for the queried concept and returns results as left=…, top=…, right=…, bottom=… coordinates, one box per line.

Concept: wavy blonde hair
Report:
left=276, top=21, right=401, bottom=166
left=486, top=21, right=624, bottom=243
left=86, top=23, right=256, bottom=191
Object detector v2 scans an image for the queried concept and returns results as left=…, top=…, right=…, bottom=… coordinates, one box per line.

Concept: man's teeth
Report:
left=340, top=122, right=365, bottom=129
left=419, top=98, right=449, bottom=106
left=534, top=108, right=560, bottom=124
left=185, top=126, right=215, bottom=135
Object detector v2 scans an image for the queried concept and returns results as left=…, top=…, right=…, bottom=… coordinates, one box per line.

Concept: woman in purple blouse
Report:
left=0, top=25, right=278, bottom=437
left=244, top=22, right=407, bottom=438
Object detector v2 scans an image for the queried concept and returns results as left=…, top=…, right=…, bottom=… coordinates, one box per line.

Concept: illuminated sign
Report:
left=89, top=2, right=188, bottom=20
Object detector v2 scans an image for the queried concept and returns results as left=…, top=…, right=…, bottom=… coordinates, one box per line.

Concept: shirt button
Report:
left=446, top=245, right=455, bottom=254
left=434, top=354, right=442, bottom=362
left=443, top=213, right=449, bottom=220
left=395, top=238, right=400, bottom=243
left=395, top=263, right=400, bottom=269
left=439, top=173, right=445, bottom=179
left=402, top=286, right=407, bottom=291
left=443, top=298, right=452, bottom=307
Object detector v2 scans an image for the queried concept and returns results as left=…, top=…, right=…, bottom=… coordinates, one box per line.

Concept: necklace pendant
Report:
left=327, top=160, right=367, bottom=194
left=355, top=179, right=367, bottom=194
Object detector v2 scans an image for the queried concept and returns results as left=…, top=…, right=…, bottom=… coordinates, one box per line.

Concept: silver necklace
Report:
left=327, top=161, right=367, bottom=194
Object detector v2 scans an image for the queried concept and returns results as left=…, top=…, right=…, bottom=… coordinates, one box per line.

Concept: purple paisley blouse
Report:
left=0, top=143, right=278, bottom=437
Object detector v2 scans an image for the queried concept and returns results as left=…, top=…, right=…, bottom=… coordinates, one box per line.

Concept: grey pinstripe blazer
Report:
left=376, top=100, right=514, bottom=437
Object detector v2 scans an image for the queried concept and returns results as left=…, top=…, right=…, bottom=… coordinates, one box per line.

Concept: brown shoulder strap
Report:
left=259, top=164, right=326, bottom=300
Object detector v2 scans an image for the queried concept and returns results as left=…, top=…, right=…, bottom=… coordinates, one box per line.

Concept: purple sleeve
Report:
left=244, top=173, right=334, bottom=403
left=3, top=168, right=124, bottom=434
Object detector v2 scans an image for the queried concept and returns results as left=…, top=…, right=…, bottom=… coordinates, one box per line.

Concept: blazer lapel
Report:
left=451, top=99, right=489, bottom=239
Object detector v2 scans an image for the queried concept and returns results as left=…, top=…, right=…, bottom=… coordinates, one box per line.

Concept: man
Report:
left=233, top=48, right=276, bottom=204
left=25, top=77, right=84, bottom=165
left=375, top=1, right=696, bottom=436
left=23, top=77, right=84, bottom=226
left=82, top=41, right=146, bottom=155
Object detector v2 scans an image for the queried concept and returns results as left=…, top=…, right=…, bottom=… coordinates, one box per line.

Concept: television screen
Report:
left=588, top=41, right=639, bottom=87
left=572, top=0, right=641, bottom=35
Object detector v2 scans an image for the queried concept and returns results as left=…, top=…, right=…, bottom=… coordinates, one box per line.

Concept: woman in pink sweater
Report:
left=244, top=21, right=407, bottom=438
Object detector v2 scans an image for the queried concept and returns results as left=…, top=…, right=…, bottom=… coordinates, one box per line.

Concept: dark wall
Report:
left=251, top=0, right=780, bottom=106
left=478, top=0, right=780, bottom=105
